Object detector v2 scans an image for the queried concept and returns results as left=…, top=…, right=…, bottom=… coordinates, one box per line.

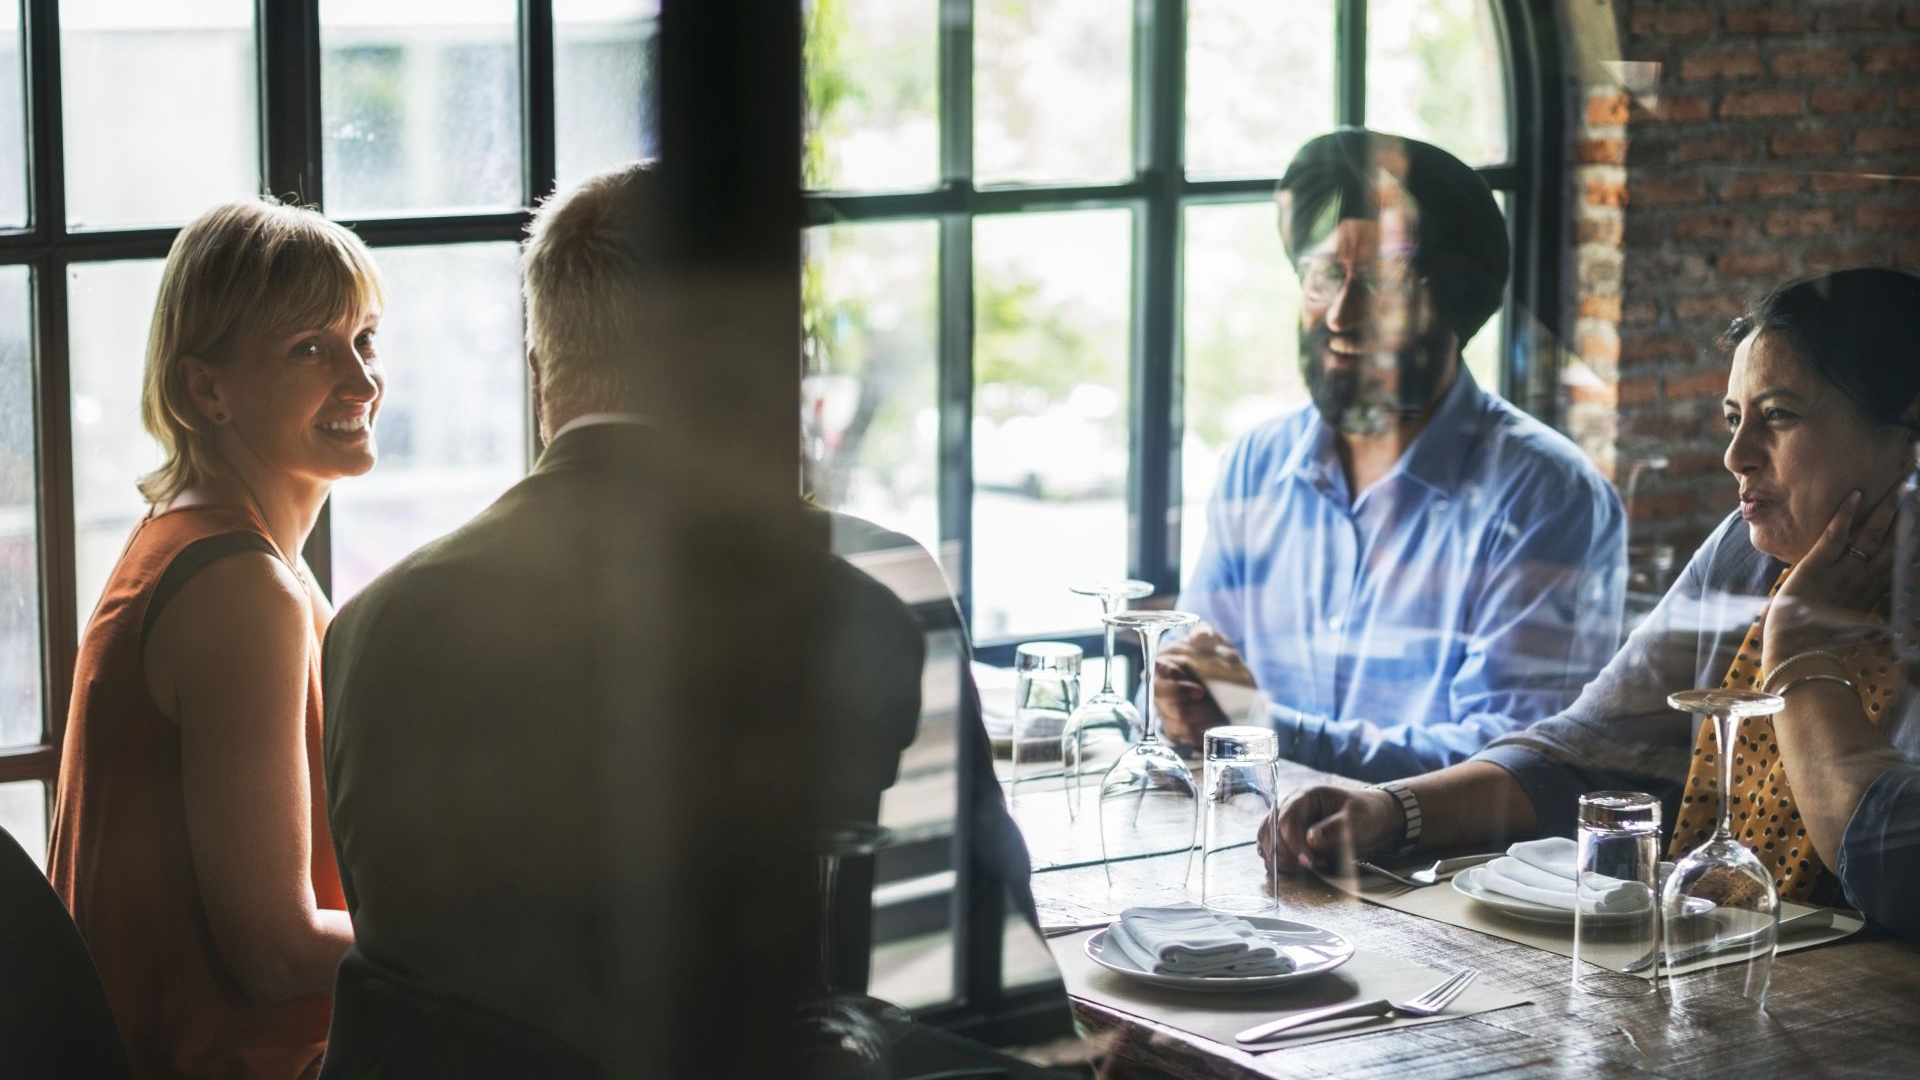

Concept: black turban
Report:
left=1276, top=128, right=1510, bottom=346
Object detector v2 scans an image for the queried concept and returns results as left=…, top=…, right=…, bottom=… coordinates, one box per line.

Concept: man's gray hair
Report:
left=521, top=161, right=665, bottom=421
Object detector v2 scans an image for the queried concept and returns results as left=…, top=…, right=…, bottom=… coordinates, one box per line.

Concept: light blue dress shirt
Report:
left=1179, top=367, right=1627, bottom=782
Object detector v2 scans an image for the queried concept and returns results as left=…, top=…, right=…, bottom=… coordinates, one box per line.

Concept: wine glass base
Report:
left=799, top=992, right=915, bottom=1045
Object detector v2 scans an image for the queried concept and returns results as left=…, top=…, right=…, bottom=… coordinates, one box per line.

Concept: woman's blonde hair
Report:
left=137, top=198, right=386, bottom=504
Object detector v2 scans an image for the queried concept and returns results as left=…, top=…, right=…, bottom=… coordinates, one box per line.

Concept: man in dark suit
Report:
left=320, top=163, right=1081, bottom=1077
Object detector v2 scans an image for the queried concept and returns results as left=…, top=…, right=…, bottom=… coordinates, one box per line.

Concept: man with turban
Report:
left=1156, top=129, right=1627, bottom=783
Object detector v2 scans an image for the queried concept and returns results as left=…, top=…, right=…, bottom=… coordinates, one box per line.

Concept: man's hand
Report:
left=1152, top=627, right=1248, bottom=746
left=1257, top=785, right=1404, bottom=874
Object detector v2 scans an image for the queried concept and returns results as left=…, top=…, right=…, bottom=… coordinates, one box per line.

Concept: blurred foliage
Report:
left=803, top=0, right=936, bottom=191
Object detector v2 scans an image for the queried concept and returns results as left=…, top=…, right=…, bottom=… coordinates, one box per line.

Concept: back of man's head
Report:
left=522, top=162, right=665, bottom=433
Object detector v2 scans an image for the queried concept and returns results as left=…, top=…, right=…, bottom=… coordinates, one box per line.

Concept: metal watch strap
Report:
left=1377, top=780, right=1421, bottom=857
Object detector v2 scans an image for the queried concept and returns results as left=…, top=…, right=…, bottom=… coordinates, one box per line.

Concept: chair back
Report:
left=0, top=824, right=136, bottom=1079
left=321, top=949, right=610, bottom=1080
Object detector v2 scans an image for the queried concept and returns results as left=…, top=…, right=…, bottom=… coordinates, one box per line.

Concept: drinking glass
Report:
left=1008, top=641, right=1081, bottom=809
left=1202, top=726, right=1280, bottom=914
left=1098, top=609, right=1201, bottom=902
left=1662, top=689, right=1785, bottom=1013
left=1572, top=791, right=1661, bottom=997
left=796, top=820, right=909, bottom=1078
left=1061, top=579, right=1154, bottom=819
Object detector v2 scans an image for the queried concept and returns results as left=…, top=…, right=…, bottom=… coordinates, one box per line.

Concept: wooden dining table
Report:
left=1005, top=758, right=1920, bottom=1079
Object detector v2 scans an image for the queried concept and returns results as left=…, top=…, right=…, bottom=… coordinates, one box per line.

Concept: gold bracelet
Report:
left=1761, top=650, right=1850, bottom=695
left=1771, top=672, right=1858, bottom=698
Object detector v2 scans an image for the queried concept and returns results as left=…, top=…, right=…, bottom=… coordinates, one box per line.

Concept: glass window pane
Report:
left=804, top=221, right=939, bottom=550
left=1180, top=201, right=1307, bottom=588
left=328, top=243, right=525, bottom=602
left=972, top=209, right=1131, bottom=641
left=68, top=260, right=166, bottom=631
left=1460, top=190, right=1509, bottom=393
left=1, top=2, right=25, bottom=227
left=1185, top=0, right=1336, bottom=180
left=803, top=0, right=938, bottom=193
left=554, top=0, right=659, bottom=192
left=1366, top=0, right=1510, bottom=167
left=321, top=0, right=521, bottom=217
left=0, top=266, right=37, bottom=748
left=59, top=0, right=258, bottom=228
left=0, top=780, right=46, bottom=868
left=974, top=0, right=1131, bottom=187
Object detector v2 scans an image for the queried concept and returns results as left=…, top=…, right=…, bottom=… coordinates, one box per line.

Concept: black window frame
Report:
left=0, top=0, right=587, bottom=784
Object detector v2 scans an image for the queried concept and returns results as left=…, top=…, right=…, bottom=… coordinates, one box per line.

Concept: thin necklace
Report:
left=230, top=471, right=306, bottom=585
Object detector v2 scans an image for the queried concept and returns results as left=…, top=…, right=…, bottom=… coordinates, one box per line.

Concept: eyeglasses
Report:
left=1295, top=256, right=1420, bottom=305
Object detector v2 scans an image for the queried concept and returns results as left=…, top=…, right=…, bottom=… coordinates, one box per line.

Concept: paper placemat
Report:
left=1048, top=930, right=1529, bottom=1053
left=1329, top=868, right=1864, bottom=974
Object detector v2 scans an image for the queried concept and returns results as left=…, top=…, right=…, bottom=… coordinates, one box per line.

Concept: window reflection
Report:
left=974, top=0, right=1132, bottom=186
left=321, top=0, right=521, bottom=217
left=972, top=210, right=1132, bottom=641
left=59, top=0, right=257, bottom=228
left=803, top=221, right=940, bottom=554
left=0, top=1, right=25, bottom=227
left=554, top=0, right=659, bottom=190
left=1185, top=0, right=1337, bottom=179
left=67, top=259, right=166, bottom=631
left=328, top=243, right=525, bottom=601
left=1367, top=0, right=1511, bottom=167
left=0, top=265, right=36, bottom=749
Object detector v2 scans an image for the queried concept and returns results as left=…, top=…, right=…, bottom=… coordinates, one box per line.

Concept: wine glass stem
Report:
left=1099, top=597, right=1118, bottom=695
left=1716, top=712, right=1738, bottom=839
left=1140, top=626, right=1164, bottom=743
left=816, top=851, right=839, bottom=995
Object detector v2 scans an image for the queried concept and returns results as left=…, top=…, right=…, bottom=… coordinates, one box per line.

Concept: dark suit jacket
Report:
left=319, top=423, right=923, bottom=1076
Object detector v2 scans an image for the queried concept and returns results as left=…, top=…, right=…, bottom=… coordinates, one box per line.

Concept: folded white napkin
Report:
left=1105, top=903, right=1296, bottom=976
left=1477, top=838, right=1651, bottom=914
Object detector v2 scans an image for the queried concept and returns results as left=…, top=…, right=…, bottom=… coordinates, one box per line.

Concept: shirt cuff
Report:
left=1836, top=765, right=1920, bottom=938
left=1267, top=704, right=1327, bottom=767
left=1472, top=743, right=1583, bottom=840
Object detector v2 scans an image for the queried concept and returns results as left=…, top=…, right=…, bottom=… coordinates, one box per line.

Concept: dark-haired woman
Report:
left=1257, top=267, right=1920, bottom=938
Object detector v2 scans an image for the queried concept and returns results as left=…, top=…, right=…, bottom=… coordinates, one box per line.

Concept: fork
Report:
left=1355, top=854, right=1499, bottom=888
left=1234, top=968, right=1479, bottom=1044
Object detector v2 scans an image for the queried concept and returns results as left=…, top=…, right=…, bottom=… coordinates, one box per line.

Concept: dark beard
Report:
left=1298, top=322, right=1453, bottom=434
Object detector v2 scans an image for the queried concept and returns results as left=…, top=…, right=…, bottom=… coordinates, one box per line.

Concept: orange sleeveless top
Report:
left=48, top=506, right=345, bottom=1080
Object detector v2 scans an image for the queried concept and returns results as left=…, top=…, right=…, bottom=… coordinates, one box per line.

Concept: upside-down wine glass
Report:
left=1098, top=609, right=1201, bottom=903
left=1662, top=688, right=1786, bottom=1014
left=1061, top=580, right=1154, bottom=820
left=796, top=821, right=910, bottom=1077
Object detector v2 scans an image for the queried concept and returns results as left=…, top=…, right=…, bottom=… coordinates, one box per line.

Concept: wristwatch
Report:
left=1375, top=780, right=1422, bottom=857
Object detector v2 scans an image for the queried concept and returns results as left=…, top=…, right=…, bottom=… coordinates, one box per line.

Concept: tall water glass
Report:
left=1572, top=791, right=1661, bottom=997
left=1009, top=642, right=1080, bottom=807
left=1202, top=726, right=1280, bottom=915
left=1663, top=689, right=1785, bottom=1014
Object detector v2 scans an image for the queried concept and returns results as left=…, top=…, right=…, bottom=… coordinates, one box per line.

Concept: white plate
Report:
left=1451, top=865, right=1657, bottom=926
left=1084, top=916, right=1355, bottom=991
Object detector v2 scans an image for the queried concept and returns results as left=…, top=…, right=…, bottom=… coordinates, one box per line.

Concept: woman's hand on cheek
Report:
left=1767, top=485, right=1897, bottom=663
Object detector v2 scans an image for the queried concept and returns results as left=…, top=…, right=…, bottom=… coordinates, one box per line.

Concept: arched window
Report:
left=802, top=0, right=1560, bottom=646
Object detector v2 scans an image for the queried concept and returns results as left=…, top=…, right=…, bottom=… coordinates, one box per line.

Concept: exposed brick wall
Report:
left=1570, top=1, right=1920, bottom=563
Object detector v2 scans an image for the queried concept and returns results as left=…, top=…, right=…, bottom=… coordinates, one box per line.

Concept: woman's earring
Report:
left=213, top=412, right=227, bottom=423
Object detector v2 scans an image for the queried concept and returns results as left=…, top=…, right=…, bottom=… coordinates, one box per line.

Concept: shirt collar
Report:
left=550, top=411, right=648, bottom=442
left=1274, top=362, right=1488, bottom=498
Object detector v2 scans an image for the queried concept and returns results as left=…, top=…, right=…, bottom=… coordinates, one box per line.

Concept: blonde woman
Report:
left=48, top=199, right=384, bottom=1080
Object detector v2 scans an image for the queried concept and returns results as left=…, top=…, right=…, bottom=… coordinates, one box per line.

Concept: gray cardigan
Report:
left=1476, top=511, right=1920, bottom=938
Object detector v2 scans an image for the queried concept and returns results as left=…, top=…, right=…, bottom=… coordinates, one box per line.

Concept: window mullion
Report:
left=23, top=0, right=75, bottom=754
left=259, top=0, right=334, bottom=593
left=1132, top=0, right=1183, bottom=597
left=1337, top=0, right=1366, bottom=127
left=520, top=0, right=556, bottom=207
